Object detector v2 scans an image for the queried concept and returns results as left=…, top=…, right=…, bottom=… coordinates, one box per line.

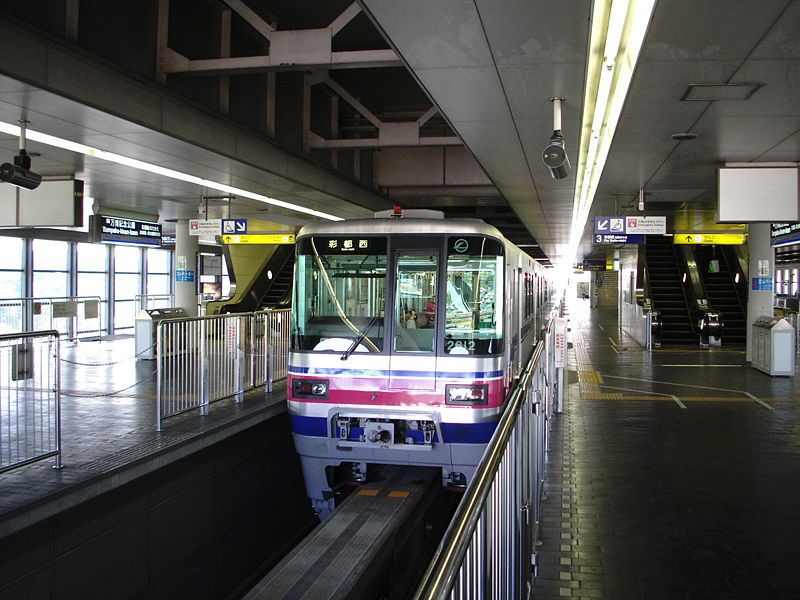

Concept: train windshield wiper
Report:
left=341, top=316, right=380, bottom=360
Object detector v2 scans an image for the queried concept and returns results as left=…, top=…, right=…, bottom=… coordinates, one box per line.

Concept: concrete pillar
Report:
left=175, top=220, right=199, bottom=316
left=746, top=223, right=774, bottom=362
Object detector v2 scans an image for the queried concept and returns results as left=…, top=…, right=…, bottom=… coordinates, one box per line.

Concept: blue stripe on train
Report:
left=289, top=415, right=497, bottom=444
left=289, top=365, right=503, bottom=379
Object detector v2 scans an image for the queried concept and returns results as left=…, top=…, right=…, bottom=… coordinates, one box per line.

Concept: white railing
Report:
left=0, top=330, right=62, bottom=473
left=413, top=307, right=566, bottom=599
left=134, top=294, right=175, bottom=311
left=621, top=301, right=651, bottom=349
left=0, top=296, right=102, bottom=341
left=156, top=309, right=290, bottom=430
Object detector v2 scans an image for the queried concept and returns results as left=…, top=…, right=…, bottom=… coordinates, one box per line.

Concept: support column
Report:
left=175, top=220, right=199, bottom=316
left=746, top=223, right=774, bottom=362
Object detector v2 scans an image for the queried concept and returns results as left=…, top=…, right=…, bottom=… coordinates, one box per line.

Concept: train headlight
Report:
left=293, top=378, right=329, bottom=399
left=445, top=384, right=488, bottom=406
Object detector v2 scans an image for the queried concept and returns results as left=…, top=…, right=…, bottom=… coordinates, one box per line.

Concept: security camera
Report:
left=1, top=162, right=42, bottom=190
left=542, top=134, right=570, bottom=180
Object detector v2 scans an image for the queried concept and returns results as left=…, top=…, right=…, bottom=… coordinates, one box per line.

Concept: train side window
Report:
left=394, top=253, right=437, bottom=353
left=444, top=236, right=504, bottom=355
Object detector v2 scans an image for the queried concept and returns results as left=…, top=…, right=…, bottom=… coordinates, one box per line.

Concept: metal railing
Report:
left=135, top=294, right=175, bottom=311
left=620, top=301, right=652, bottom=349
left=0, top=330, right=62, bottom=473
left=0, top=296, right=102, bottom=341
left=413, top=311, right=566, bottom=599
left=156, top=309, right=290, bottom=430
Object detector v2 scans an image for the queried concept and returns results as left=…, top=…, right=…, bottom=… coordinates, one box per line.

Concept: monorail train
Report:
left=288, top=209, right=554, bottom=516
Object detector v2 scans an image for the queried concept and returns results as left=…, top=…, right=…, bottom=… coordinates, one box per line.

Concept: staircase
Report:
left=703, top=251, right=746, bottom=345
left=645, top=236, right=696, bottom=344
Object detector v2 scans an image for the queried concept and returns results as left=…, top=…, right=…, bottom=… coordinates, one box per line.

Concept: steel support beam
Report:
left=308, top=133, right=461, bottom=149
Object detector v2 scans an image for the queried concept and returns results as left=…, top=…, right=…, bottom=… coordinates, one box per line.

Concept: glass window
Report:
left=115, top=273, right=140, bottom=300
left=292, top=236, right=387, bottom=352
left=394, top=253, right=437, bottom=353
left=444, top=237, right=503, bottom=355
left=33, top=239, right=69, bottom=271
left=78, top=243, right=107, bottom=272
left=146, top=274, right=170, bottom=295
left=33, top=272, right=69, bottom=298
left=0, top=271, right=23, bottom=298
left=147, top=248, right=170, bottom=273
left=78, top=272, right=108, bottom=300
left=114, top=301, right=136, bottom=331
left=0, top=237, right=23, bottom=270
left=114, top=246, right=141, bottom=272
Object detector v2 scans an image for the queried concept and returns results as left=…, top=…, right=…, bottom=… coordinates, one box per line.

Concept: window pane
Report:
left=78, top=243, right=107, bottom=272
left=114, top=246, right=141, bottom=272
left=34, top=272, right=69, bottom=298
left=146, top=274, right=170, bottom=295
left=394, top=254, right=437, bottom=353
left=444, top=237, right=503, bottom=355
left=0, top=237, right=23, bottom=270
left=147, top=248, right=170, bottom=274
left=292, top=237, right=387, bottom=352
left=78, top=272, right=108, bottom=300
left=33, top=239, right=69, bottom=271
left=0, top=271, right=23, bottom=298
left=115, top=273, right=140, bottom=300
left=114, top=300, right=136, bottom=331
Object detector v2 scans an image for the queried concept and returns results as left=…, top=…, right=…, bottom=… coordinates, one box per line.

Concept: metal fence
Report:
left=156, top=309, right=290, bottom=430
left=412, top=309, right=566, bottom=599
left=620, top=300, right=652, bottom=349
left=134, top=294, right=175, bottom=311
left=0, top=296, right=102, bottom=340
left=0, top=330, right=62, bottom=473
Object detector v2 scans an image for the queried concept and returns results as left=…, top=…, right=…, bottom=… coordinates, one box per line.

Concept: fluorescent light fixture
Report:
left=564, top=0, right=656, bottom=268
left=0, top=121, right=344, bottom=222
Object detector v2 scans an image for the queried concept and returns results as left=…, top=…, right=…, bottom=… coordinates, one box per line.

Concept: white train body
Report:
left=288, top=214, right=553, bottom=515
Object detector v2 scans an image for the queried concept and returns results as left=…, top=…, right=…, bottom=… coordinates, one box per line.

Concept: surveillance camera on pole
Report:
left=542, top=98, right=571, bottom=180
left=1, top=120, right=42, bottom=190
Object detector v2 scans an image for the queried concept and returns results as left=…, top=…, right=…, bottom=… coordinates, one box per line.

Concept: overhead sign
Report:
left=583, top=259, right=607, bottom=271
left=0, top=179, right=84, bottom=227
left=625, top=216, right=666, bottom=234
left=189, top=219, right=222, bottom=236
left=673, top=233, right=746, bottom=245
left=222, top=233, right=296, bottom=245
left=771, top=223, right=800, bottom=246
left=176, top=269, right=195, bottom=283
left=595, top=215, right=666, bottom=235
left=594, top=233, right=646, bottom=245
left=222, top=218, right=248, bottom=234
left=98, top=216, right=162, bottom=246
left=594, top=216, right=625, bottom=234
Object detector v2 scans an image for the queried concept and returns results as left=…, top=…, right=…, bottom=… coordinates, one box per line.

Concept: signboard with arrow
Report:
left=673, top=233, right=745, bottom=245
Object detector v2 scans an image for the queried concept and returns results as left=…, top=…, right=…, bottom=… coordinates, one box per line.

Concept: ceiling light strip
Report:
left=565, top=0, right=656, bottom=268
left=0, top=121, right=343, bottom=221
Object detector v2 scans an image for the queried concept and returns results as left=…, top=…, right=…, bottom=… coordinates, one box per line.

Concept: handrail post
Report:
left=199, top=319, right=209, bottom=415
left=235, top=315, right=244, bottom=402
left=53, top=332, right=63, bottom=469
left=156, top=322, right=163, bottom=431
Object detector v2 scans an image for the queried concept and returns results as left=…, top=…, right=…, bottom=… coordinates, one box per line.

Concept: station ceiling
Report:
left=0, top=1, right=797, bottom=267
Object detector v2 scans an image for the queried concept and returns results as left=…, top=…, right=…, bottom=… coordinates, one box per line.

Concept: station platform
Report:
left=0, top=336, right=288, bottom=538
left=534, top=301, right=800, bottom=599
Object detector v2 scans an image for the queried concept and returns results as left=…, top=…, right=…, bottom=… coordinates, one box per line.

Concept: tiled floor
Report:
left=534, top=302, right=800, bottom=599
left=0, top=337, right=285, bottom=537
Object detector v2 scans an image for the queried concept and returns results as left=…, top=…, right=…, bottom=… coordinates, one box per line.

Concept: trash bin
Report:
left=135, top=307, right=188, bottom=359
left=751, top=316, right=795, bottom=376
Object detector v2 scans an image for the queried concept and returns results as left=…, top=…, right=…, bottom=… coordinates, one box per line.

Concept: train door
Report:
left=389, top=247, right=439, bottom=390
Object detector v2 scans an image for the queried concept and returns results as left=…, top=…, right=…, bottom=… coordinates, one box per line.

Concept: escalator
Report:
left=208, top=244, right=295, bottom=314
left=698, top=246, right=747, bottom=345
left=645, top=236, right=696, bottom=344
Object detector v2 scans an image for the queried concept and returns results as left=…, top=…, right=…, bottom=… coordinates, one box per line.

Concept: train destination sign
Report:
left=98, top=216, right=162, bottom=246
left=673, top=233, right=745, bottom=245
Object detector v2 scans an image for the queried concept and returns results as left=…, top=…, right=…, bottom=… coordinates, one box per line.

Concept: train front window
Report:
left=444, top=237, right=503, bottom=355
left=292, top=236, right=387, bottom=353
left=394, top=253, right=437, bottom=353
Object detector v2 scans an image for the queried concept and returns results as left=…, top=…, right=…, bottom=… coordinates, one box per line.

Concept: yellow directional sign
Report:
left=673, top=233, right=746, bottom=245
left=222, top=234, right=296, bottom=245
